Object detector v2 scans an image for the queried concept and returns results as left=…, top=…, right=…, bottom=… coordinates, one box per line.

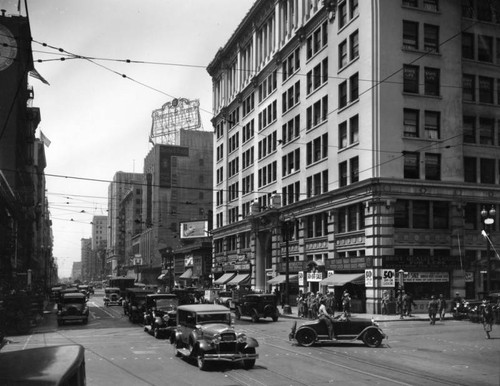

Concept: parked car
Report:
left=289, top=315, right=387, bottom=347
left=143, top=293, right=178, bottom=338
left=57, top=292, right=89, bottom=326
left=234, top=293, right=279, bottom=322
left=123, top=288, right=154, bottom=323
left=214, top=291, right=232, bottom=308
left=103, top=287, right=122, bottom=307
left=170, top=304, right=259, bottom=370
left=0, top=345, right=86, bottom=385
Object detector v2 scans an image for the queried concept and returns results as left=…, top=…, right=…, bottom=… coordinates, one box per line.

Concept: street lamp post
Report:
left=280, top=216, right=293, bottom=315
left=481, top=206, right=496, bottom=294
left=398, top=269, right=405, bottom=319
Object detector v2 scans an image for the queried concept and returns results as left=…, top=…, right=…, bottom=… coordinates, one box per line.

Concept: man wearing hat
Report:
left=342, top=290, right=351, bottom=318
left=481, top=299, right=494, bottom=339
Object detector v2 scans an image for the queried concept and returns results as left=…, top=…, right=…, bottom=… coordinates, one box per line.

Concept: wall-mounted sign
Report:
left=396, top=272, right=449, bottom=283
left=381, top=269, right=395, bottom=287
left=298, top=271, right=304, bottom=286
left=365, top=269, right=374, bottom=287
left=307, top=272, right=323, bottom=282
left=180, top=220, right=208, bottom=239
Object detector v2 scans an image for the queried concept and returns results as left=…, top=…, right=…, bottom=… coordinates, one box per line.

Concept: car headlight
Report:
left=212, top=333, right=221, bottom=345
left=237, top=333, right=247, bottom=343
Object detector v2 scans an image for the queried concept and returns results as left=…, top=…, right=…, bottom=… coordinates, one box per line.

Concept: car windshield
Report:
left=62, top=298, right=85, bottom=305
left=218, top=292, right=232, bottom=298
left=156, top=298, right=177, bottom=310
left=197, top=312, right=231, bottom=325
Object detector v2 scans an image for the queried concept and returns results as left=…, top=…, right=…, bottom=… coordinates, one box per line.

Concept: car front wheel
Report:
left=242, top=347, right=256, bottom=369
left=363, top=329, right=382, bottom=348
left=197, top=353, right=209, bottom=371
left=295, top=328, right=316, bottom=347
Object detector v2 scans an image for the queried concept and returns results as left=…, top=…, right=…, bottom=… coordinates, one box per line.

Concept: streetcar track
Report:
left=251, top=327, right=470, bottom=386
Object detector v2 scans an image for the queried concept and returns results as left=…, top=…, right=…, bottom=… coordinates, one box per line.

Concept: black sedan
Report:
left=289, top=315, right=387, bottom=347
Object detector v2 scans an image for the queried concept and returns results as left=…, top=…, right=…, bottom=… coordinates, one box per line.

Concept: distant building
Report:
left=207, top=0, right=500, bottom=313
left=106, top=172, right=143, bottom=276
left=91, top=216, right=107, bottom=281
left=81, top=238, right=92, bottom=282
left=71, top=261, right=82, bottom=282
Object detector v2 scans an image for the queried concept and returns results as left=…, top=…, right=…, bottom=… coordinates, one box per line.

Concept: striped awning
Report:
left=226, top=274, right=250, bottom=286
left=267, top=274, right=298, bottom=285
left=213, top=272, right=236, bottom=285
left=319, top=273, right=365, bottom=286
left=179, top=268, right=193, bottom=279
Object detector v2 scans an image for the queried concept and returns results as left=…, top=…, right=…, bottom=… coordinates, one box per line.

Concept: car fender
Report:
left=197, top=339, right=212, bottom=352
left=245, top=336, right=259, bottom=348
left=356, top=326, right=383, bottom=340
left=154, top=316, right=164, bottom=326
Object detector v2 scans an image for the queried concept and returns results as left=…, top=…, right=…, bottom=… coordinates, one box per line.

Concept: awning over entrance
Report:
left=319, top=273, right=365, bottom=286
left=179, top=268, right=193, bottom=279
left=158, top=273, right=166, bottom=280
left=267, top=274, right=298, bottom=285
left=226, top=274, right=250, bottom=286
left=213, top=272, right=236, bottom=285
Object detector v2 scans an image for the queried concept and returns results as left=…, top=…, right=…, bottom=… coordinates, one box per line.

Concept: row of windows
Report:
left=339, top=115, right=359, bottom=149
left=464, top=157, right=499, bottom=184
left=337, top=203, right=365, bottom=233
left=242, top=147, right=254, bottom=169
left=306, top=58, right=328, bottom=95
left=228, top=108, right=239, bottom=130
left=463, top=116, right=500, bottom=146
left=306, top=170, right=328, bottom=197
left=258, top=161, right=278, bottom=188
left=282, top=80, right=301, bottom=113
left=258, top=70, right=277, bottom=103
left=306, top=95, right=328, bottom=130
left=403, top=65, right=440, bottom=96
left=463, top=74, right=500, bottom=105
left=258, top=131, right=277, bottom=160
left=395, top=200, right=449, bottom=229
left=462, top=0, right=500, bottom=23
left=228, top=132, right=239, bottom=154
left=242, top=93, right=255, bottom=117
left=242, top=119, right=254, bottom=143
left=338, top=0, right=359, bottom=30
left=281, top=114, right=300, bottom=145
left=339, top=156, right=359, bottom=186
left=216, top=143, right=224, bottom=162
left=258, top=100, right=278, bottom=131
left=403, top=21, right=439, bottom=53
left=228, top=182, right=239, bottom=202
left=306, top=133, right=328, bottom=165
left=242, top=174, right=254, bottom=195
left=339, top=30, right=359, bottom=69
left=306, top=21, right=328, bottom=60
left=339, top=73, right=358, bottom=109
left=282, top=181, right=300, bottom=206
left=403, top=0, right=439, bottom=12
left=282, top=148, right=300, bottom=177
left=462, top=33, right=500, bottom=64
left=403, top=152, right=440, bottom=180
left=403, top=109, right=440, bottom=139
left=282, top=47, right=300, bottom=83
left=216, top=167, right=223, bottom=184
left=228, top=158, right=239, bottom=178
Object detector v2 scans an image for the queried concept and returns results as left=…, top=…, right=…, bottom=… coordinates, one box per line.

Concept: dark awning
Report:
left=226, top=274, right=250, bottom=286
left=179, top=268, right=193, bottom=279
left=320, top=273, right=365, bottom=286
left=213, top=272, right=236, bottom=285
left=267, top=274, right=298, bottom=285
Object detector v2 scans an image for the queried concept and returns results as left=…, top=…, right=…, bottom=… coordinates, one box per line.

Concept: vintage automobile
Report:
left=214, top=291, right=233, bottom=308
left=57, top=292, right=89, bottom=326
left=234, top=293, right=279, bottom=322
left=170, top=304, right=259, bottom=371
left=123, top=288, right=154, bottom=323
left=77, top=285, right=90, bottom=300
left=0, top=344, right=86, bottom=385
left=289, top=315, right=387, bottom=347
left=103, top=287, right=122, bottom=307
left=143, top=293, right=178, bottom=338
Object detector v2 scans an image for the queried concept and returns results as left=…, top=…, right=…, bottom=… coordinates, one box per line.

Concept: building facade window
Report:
left=424, top=67, right=440, bottom=96
left=479, top=117, right=494, bottom=145
left=404, top=65, right=419, bottom=93
left=425, top=153, right=440, bottom=180
left=404, top=151, right=420, bottom=179
left=481, top=158, right=496, bottom=184
left=350, top=156, right=359, bottom=183
left=479, top=76, right=494, bottom=104
left=404, top=108, right=419, bottom=137
left=424, top=111, right=440, bottom=139
left=462, top=32, right=474, bottom=59
left=464, top=157, right=477, bottom=183
left=478, top=35, right=493, bottom=62
left=463, top=74, right=475, bottom=101
left=424, top=24, right=439, bottom=52
left=403, top=20, right=418, bottom=50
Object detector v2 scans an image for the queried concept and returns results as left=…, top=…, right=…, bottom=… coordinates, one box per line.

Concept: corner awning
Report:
left=213, top=272, right=236, bottom=285
left=267, top=274, right=298, bottom=285
left=179, top=268, right=193, bottom=279
left=320, top=273, right=365, bottom=286
left=226, top=274, right=250, bottom=286
left=157, top=273, right=166, bottom=280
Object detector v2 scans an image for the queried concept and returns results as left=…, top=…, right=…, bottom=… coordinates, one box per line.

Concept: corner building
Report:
left=207, top=0, right=500, bottom=313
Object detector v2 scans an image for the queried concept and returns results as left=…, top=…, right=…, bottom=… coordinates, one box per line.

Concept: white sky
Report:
left=4, top=0, right=255, bottom=277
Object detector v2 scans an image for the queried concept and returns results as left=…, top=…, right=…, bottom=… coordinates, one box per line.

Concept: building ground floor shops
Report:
left=212, top=178, right=500, bottom=314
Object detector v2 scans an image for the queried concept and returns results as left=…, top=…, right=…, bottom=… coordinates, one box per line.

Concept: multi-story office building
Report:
left=80, top=238, right=92, bottom=282
left=207, top=0, right=500, bottom=312
left=106, top=172, right=143, bottom=276
left=91, top=215, right=107, bottom=281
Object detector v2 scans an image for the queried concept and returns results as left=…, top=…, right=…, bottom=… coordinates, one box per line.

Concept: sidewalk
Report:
left=279, top=306, right=436, bottom=322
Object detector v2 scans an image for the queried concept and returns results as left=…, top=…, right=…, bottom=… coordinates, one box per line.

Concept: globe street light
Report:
left=481, top=206, right=496, bottom=294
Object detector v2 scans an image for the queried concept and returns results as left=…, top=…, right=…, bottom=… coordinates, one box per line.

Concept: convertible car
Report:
left=289, top=315, right=387, bottom=348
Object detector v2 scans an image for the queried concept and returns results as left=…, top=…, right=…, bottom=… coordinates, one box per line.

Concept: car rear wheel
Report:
left=295, top=328, right=316, bottom=347
left=242, top=347, right=256, bottom=370
left=153, top=326, right=161, bottom=339
left=363, top=329, right=382, bottom=348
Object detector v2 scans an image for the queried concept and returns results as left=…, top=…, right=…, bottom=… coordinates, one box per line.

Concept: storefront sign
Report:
left=307, top=272, right=323, bottom=282
left=465, top=272, right=474, bottom=282
left=397, top=272, right=449, bottom=283
left=381, top=269, right=395, bottom=287
left=365, top=269, right=373, bottom=287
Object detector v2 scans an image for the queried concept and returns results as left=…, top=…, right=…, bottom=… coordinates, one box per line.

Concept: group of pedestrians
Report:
left=427, top=294, right=447, bottom=324
left=296, top=290, right=353, bottom=320
left=396, top=291, right=417, bottom=319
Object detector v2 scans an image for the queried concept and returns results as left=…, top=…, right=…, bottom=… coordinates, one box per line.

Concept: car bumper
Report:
left=58, top=315, right=87, bottom=321
left=203, top=352, right=259, bottom=363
